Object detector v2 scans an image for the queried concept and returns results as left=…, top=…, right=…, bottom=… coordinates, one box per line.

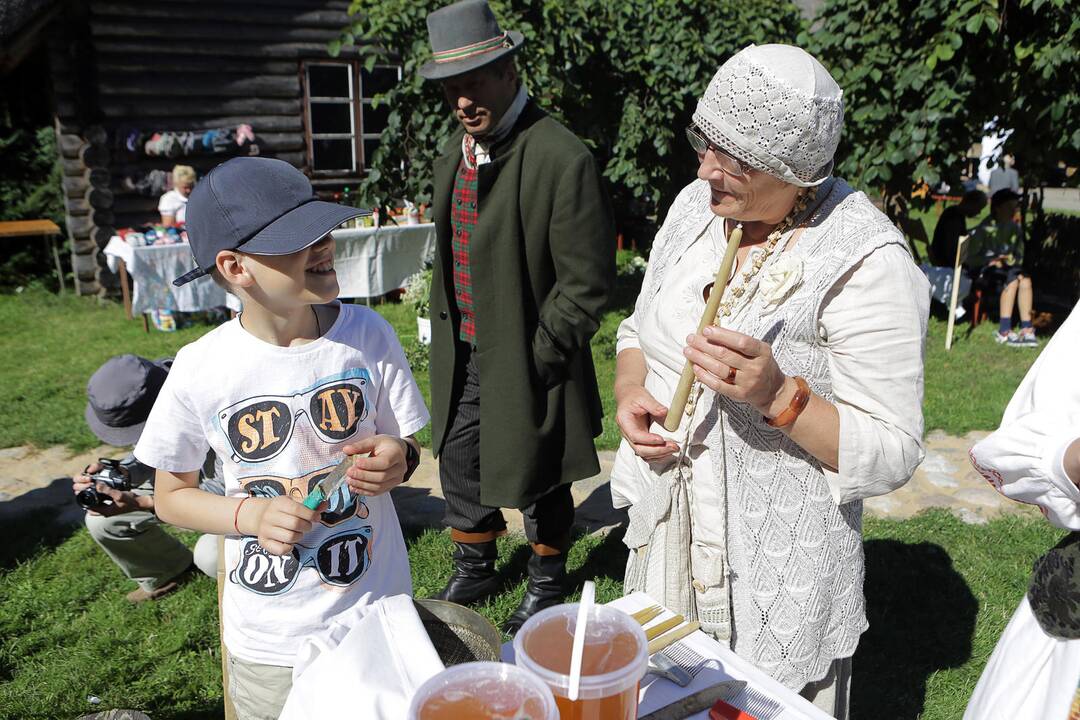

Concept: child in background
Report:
left=135, top=157, right=428, bottom=720
left=966, top=189, right=1037, bottom=347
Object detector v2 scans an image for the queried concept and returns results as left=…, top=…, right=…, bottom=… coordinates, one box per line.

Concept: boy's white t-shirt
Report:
left=158, top=189, right=188, bottom=223
left=135, top=303, right=429, bottom=666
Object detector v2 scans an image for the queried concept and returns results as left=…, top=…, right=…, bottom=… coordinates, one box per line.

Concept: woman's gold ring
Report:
left=724, top=367, right=737, bottom=385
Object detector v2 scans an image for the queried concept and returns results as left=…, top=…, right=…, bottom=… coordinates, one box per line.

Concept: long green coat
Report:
left=429, top=100, right=616, bottom=509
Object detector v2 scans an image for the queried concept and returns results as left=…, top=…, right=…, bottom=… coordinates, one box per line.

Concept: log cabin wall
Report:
left=49, top=0, right=367, bottom=295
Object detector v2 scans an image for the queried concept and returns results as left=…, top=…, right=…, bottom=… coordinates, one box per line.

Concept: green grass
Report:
left=0, top=509, right=1063, bottom=719
left=0, top=290, right=219, bottom=451
left=922, top=309, right=1042, bottom=434
left=0, top=272, right=1043, bottom=452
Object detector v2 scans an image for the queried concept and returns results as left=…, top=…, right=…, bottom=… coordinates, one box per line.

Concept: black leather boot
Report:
left=501, top=549, right=567, bottom=636
left=433, top=538, right=501, bottom=606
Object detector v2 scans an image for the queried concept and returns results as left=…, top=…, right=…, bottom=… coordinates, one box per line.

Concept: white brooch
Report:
left=758, top=254, right=804, bottom=312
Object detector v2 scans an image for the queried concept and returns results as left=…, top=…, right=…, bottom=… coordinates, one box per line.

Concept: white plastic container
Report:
left=407, top=661, right=558, bottom=720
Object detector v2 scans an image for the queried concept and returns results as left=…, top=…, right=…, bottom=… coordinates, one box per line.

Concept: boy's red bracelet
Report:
left=234, top=497, right=250, bottom=535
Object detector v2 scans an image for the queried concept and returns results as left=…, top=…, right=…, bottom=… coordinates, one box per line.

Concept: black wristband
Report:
left=402, top=439, right=420, bottom=483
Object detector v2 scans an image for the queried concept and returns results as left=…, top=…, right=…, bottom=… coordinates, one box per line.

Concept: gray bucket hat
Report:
left=420, top=0, right=524, bottom=81
left=84, top=354, right=172, bottom=446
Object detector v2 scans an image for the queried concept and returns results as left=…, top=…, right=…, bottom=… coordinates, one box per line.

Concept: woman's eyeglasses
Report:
left=686, top=125, right=751, bottom=177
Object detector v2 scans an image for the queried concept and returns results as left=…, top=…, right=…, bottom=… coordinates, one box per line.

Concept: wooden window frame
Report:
left=359, top=64, right=403, bottom=173
left=302, top=59, right=362, bottom=177
left=301, top=59, right=403, bottom=179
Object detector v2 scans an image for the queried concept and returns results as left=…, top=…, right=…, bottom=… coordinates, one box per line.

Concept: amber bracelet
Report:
left=766, top=376, right=811, bottom=428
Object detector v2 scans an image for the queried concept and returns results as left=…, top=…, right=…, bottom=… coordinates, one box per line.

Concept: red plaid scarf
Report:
left=450, top=134, right=479, bottom=344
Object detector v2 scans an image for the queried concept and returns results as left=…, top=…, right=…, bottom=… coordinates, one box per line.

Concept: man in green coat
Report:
left=421, top=0, right=615, bottom=634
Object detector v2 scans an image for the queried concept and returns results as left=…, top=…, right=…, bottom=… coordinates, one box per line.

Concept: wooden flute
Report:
left=662, top=222, right=743, bottom=432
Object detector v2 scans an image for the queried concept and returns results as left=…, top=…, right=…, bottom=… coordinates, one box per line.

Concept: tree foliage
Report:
left=0, top=126, right=66, bottom=289
left=803, top=0, right=1079, bottom=198
left=337, top=0, right=803, bottom=223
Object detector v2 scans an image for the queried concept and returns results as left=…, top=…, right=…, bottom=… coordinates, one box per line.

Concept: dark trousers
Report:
left=439, top=342, right=574, bottom=549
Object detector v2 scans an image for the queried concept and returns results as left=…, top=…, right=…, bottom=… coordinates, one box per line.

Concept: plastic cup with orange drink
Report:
left=513, top=603, right=648, bottom=720
left=408, top=661, right=558, bottom=720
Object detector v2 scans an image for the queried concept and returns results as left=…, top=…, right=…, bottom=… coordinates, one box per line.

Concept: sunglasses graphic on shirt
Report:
left=230, top=528, right=373, bottom=596
left=217, top=372, right=370, bottom=464
left=240, top=465, right=370, bottom=527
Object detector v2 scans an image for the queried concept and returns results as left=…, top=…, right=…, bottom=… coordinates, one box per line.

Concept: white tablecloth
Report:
left=102, top=223, right=436, bottom=315
left=331, top=224, right=436, bottom=299
left=501, top=592, right=831, bottom=720
left=103, top=236, right=241, bottom=315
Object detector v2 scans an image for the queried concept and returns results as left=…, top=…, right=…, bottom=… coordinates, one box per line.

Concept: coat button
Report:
left=470, top=202, right=476, bottom=210
left=692, top=579, right=706, bottom=593
left=439, top=311, right=448, bottom=320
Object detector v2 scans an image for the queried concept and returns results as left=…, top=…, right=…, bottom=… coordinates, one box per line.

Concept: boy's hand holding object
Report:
left=344, top=435, right=412, bottom=497
left=249, top=496, right=323, bottom=556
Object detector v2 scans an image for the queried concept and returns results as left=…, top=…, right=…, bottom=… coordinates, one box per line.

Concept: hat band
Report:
left=432, top=32, right=511, bottom=64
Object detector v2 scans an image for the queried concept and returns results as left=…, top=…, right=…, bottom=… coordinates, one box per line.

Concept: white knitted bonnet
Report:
left=692, top=43, right=844, bottom=187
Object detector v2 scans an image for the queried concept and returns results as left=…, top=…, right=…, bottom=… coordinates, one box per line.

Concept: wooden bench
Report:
left=0, top=219, right=66, bottom=293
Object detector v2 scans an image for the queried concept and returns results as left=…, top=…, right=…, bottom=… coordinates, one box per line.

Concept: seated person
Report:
left=965, top=189, right=1037, bottom=347
left=158, top=165, right=196, bottom=227
left=72, top=354, right=224, bottom=603
left=930, top=189, right=985, bottom=266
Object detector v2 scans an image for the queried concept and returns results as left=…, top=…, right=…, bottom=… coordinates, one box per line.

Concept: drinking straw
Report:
left=568, top=580, right=596, bottom=702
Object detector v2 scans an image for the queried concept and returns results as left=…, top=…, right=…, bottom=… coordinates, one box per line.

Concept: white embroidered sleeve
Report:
left=969, top=303, right=1080, bottom=529
left=819, top=242, right=930, bottom=504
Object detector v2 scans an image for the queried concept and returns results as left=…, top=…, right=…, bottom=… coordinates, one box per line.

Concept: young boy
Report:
left=134, top=157, right=428, bottom=720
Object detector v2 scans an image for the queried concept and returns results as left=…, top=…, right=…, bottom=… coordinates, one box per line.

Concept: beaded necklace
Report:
left=714, top=186, right=814, bottom=321
left=682, top=186, right=817, bottom=422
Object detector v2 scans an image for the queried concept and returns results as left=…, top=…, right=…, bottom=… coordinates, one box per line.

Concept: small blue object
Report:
left=303, top=488, right=325, bottom=510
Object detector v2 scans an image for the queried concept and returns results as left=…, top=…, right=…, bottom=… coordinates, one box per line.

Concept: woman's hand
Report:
left=683, top=326, right=792, bottom=418
left=615, top=382, right=679, bottom=460
left=1065, top=438, right=1080, bottom=488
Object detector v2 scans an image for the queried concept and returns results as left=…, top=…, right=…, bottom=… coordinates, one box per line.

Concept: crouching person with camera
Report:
left=73, top=354, right=223, bottom=603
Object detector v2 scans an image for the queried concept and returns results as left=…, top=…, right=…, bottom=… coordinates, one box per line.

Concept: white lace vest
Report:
left=624, top=177, right=908, bottom=689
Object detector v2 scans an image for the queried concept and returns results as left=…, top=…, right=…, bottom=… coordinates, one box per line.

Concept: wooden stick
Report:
left=647, top=620, right=702, bottom=655
left=945, top=235, right=969, bottom=351
left=644, top=614, right=685, bottom=640
left=217, top=536, right=238, bottom=720
left=663, top=223, right=743, bottom=431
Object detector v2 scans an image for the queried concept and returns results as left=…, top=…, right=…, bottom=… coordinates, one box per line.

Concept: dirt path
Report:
left=0, top=429, right=1036, bottom=535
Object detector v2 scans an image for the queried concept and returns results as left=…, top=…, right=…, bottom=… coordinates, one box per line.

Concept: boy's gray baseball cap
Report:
left=173, top=157, right=368, bottom=286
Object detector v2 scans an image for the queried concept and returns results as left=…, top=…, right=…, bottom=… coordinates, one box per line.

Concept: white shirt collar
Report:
left=462, top=84, right=529, bottom=168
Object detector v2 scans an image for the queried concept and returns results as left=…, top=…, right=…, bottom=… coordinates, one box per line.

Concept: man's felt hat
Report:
left=420, top=0, right=524, bottom=81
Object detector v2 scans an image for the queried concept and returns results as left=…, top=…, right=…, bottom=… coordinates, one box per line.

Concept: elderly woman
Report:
left=611, top=44, right=930, bottom=716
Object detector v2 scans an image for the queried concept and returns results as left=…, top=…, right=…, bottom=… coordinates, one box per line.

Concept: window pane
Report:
left=362, top=103, right=389, bottom=134
left=362, top=138, right=380, bottom=166
left=313, top=138, right=355, bottom=172
left=361, top=66, right=398, bottom=97
left=310, top=102, right=353, bottom=135
left=308, top=65, right=350, bottom=98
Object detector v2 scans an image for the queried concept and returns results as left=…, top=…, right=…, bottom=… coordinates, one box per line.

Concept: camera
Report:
left=76, top=458, right=134, bottom=510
